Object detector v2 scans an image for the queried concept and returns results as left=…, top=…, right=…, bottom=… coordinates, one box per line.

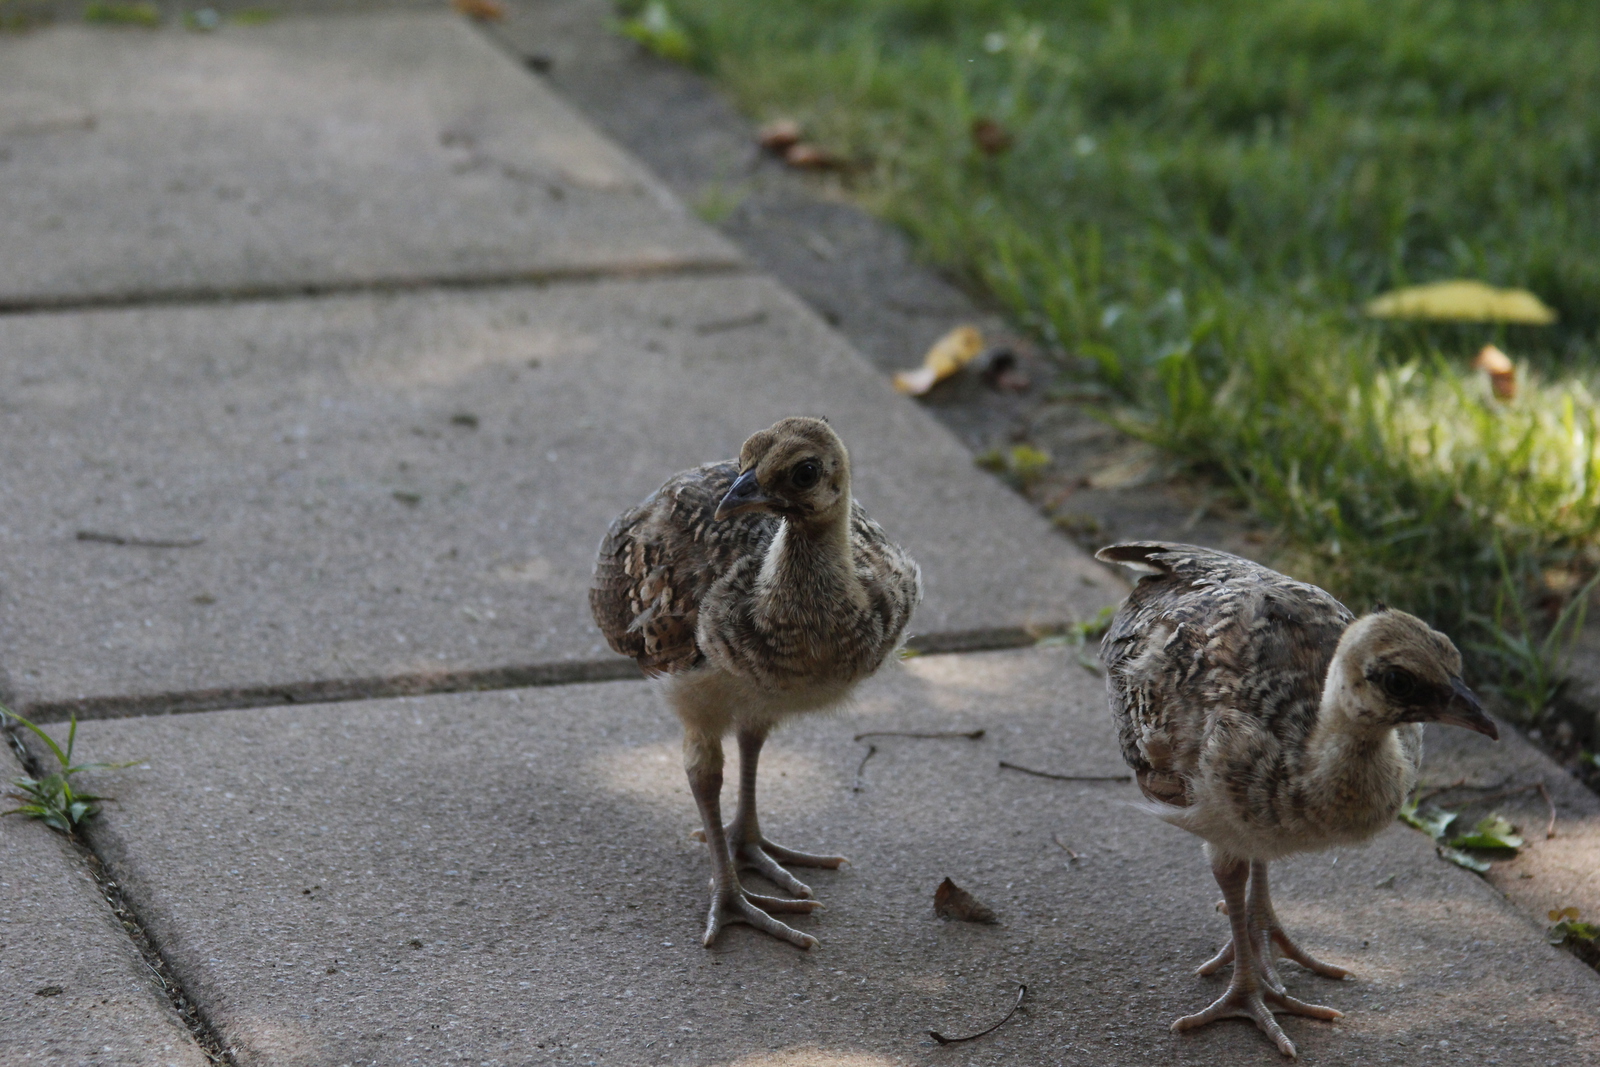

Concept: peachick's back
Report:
left=1097, top=543, right=1354, bottom=812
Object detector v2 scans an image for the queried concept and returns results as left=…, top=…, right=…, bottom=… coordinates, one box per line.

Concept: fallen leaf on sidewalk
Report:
left=1448, top=814, right=1524, bottom=852
left=1436, top=845, right=1491, bottom=873
left=1398, top=796, right=1459, bottom=840
left=452, top=0, right=506, bottom=22
left=934, top=877, right=999, bottom=924
left=894, top=325, right=984, bottom=395
left=784, top=142, right=843, bottom=169
left=757, top=119, right=802, bottom=153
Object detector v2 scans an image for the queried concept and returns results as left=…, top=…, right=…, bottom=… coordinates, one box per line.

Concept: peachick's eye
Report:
left=791, top=460, right=821, bottom=490
left=1379, top=668, right=1417, bottom=700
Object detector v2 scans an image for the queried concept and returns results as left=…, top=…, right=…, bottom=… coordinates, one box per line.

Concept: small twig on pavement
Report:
left=852, top=744, right=877, bottom=793
left=999, top=760, right=1131, bottom=783
left=1051, top=833, right=1083, bottom=862
left=1539, top=782, right=1558, bottom=839
left=930, top=983, right=1027, bottom=1046
left=76, top=530, right=204, bottom=549
left=852, top=728, right=985, bottom=742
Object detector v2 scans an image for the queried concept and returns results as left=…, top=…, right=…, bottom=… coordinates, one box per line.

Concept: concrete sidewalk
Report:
left=1, top=8, right=1597, bottom=1067
left=59, top=646, right=1600, bottom=1066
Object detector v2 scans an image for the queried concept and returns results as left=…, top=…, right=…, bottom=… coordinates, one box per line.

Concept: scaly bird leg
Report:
left=1197, top=861, right=1350, bottom=988
left=692, top=728, right=847, bottom=899
left=684, top=730, right=819, bottom=950
left=1174, top=854, right=1342, bottom=1058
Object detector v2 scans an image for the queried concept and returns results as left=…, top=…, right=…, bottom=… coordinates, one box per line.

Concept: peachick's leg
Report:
left=693, top=728, right=846, bottom=899
left=1173, top=853, right=1342, bottom=1058
left=1248, top=861, right=1351, bottom=981
left=684, top=730, right=819, bottom=950
left=1197, top=861, right=1350, bottom=986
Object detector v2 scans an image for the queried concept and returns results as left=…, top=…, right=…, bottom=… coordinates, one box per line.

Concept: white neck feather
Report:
left=754, top=505, right=859, bottom=607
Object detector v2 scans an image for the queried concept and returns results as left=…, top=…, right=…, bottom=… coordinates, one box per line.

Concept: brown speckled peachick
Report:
left=1097, top=542, right=1499, bottom=1057
left=591, top=417, right=921, bottom=949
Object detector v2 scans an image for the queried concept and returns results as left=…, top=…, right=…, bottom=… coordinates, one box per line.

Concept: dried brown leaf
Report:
left=452, top=0, right=506, bottom=22
left=783, top=142, right=842, bottom=169
left=971, top=117, right=1013, bottom=155
left=934, top=877, right=999, bottom=924
left=757, top=119, right=802, bottom=152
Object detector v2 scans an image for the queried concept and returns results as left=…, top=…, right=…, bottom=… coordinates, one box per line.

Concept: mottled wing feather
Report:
left=590, top=461, right=777, bottom=675
left=1097, top=542, right=1353, bottom=808
left=850, top=503, right=922, bottom=654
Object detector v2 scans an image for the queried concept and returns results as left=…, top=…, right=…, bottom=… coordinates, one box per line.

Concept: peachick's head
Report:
left=1327, top=607, right=1498, bottom=739
left=713, top=417, right=850, bottom=528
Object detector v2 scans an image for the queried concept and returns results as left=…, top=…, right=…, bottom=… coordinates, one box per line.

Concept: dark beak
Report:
left=713, top=468, right=773, bottom=521
left=1430, top=677, right=1499, bottom=740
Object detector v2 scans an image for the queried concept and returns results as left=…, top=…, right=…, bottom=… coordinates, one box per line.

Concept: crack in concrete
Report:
left=0, top=258, right=749, bottom=317
left=3, top=727, right=236, bottom=1065
left=19, top=624, right=1068, bottom=724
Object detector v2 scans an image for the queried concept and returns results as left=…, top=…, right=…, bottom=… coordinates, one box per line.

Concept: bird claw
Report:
left=1199, top=929, right=1350, bottom=984
left=1173, top=982, right=1341, bottom=1058
left=690, top=827, right=846, bottom=898
left=701, top=881, right=820, bottom=950
left=1268, top=927, right=1350, bottom=980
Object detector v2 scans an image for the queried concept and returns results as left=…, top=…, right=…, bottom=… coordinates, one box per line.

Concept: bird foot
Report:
left=1173, top=980, right=1342, bottom=1058
left=701, top=880, right=821, bottom=950
left=1198, top=929, right=1350, bottom=983
left=691, top=828, right=846, bottom=898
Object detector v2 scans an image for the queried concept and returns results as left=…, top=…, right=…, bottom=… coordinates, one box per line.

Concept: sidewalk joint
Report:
left=4, top=728, right=236, bottom=1065
left=0, top=259, right=749, bottom=317
left=19, top=625, right=1066, bottom=723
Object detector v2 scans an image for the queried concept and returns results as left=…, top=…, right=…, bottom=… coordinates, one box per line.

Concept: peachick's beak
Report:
left=1432, top=677, right=1499, bottom=740
left=714, top=468, right=772, bottom=521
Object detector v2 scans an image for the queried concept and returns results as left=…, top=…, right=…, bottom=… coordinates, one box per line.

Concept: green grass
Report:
left=83, top=1, right=161, bottom=27
left=2, top=704, right=137, bottom=834
left=625, top=0, right=1600, bottom=716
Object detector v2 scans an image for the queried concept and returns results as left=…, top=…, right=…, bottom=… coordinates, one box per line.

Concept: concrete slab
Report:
left=1423, top=719, right=1600, bottom=946
left=0, top=274, right=1114, bottom=714
left=59, top=645, right=1600, bottom=1066
left=0, top=751, right=209, bottom=1067
left=0, top=12, right=738, bottom=308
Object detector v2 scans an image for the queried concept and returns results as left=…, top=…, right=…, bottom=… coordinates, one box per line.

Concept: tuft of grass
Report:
left=975, top=443, right=1051, bottom=489
left=643, top=0, right=1600, bottom=716
left=84, top=1, right=160, bottom=27
left=2, top=704, right=137, bottom=834
left=614, top=0, right=695, bottom=64
left=1470, top=551, right=1600, bottom=721
left=692, top=181, right=749, bottom=225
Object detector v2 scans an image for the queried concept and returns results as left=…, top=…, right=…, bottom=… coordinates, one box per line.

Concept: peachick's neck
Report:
left=1301, top=666, right=1415, bottom=833
left=756, top=505, right=860, bottom=608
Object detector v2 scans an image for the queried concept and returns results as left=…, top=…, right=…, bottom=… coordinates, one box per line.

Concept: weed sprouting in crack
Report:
left=1, top=704, right=138, bottom=833
left=1, top=703, right=236, bottom=1064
